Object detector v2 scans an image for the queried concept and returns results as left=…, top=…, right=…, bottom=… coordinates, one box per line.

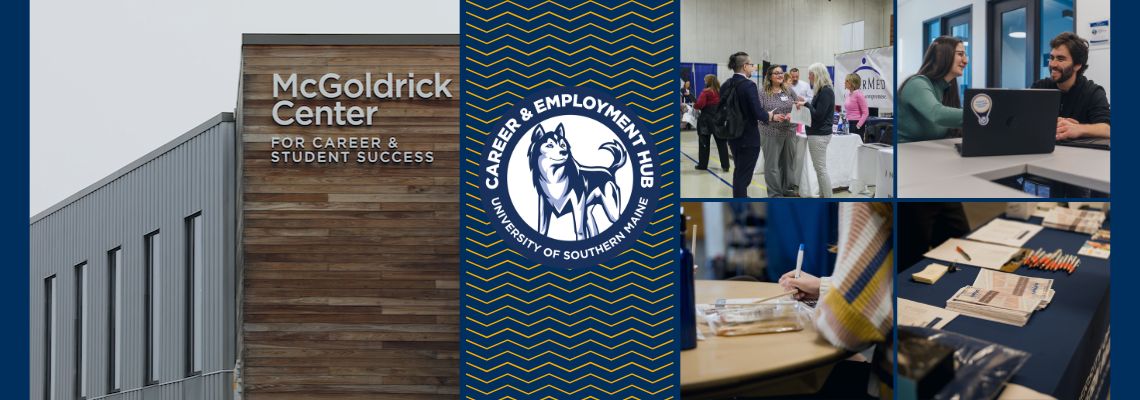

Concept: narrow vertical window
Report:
left=145, top=231, right=160, bottom=385
left=44, top=275, right=56, bottom=400
left=185, top=213, right=203, bottom=375
left=75, top=263, right=87, bottom=399
left=107, top=248, right=120, bottom=393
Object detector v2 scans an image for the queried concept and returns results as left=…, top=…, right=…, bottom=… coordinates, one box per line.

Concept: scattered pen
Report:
left=955, top=246, right=973, bottom=262
left=1017, top=230, right=1030, bottom=239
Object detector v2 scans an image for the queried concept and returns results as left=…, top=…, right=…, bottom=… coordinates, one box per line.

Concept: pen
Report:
left=794, top=243, right=805, bottom=279
left=752, top=290, right=799, bottom=304
left=955, top=246, right=972, bottom=262
left=1017, top=230, right=1030, bottom=239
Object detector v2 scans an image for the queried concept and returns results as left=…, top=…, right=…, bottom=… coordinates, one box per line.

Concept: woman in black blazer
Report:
left=795, top=63, right=836, bottom=198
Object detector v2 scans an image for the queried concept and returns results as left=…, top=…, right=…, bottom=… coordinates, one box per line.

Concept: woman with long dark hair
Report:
left=694, top=74, right=730, bottom=172
left=897, top=36, right=968, bottom=143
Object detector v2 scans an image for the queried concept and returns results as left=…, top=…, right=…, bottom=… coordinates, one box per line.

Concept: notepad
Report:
left=924, top=238, right=1021, bottom=270
left=967, top=218, right=1044, bottom=248
left=912, top=264, right=949, bottom=284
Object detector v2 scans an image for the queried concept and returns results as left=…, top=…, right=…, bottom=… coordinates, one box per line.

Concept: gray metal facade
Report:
left=30, top=113, right=238, bottom=400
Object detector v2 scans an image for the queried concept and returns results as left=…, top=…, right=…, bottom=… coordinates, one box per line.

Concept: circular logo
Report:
left=971, top=94, right=992, bottom=113
left=478, top=87, right=659, bottom=267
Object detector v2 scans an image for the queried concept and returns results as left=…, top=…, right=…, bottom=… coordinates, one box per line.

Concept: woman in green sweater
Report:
left=897, top=36, right=969, bottom=143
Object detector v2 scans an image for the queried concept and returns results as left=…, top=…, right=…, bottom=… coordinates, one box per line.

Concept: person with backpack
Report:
left=694, top=74, right=730, bottom=172
left=720, top=51, right=778, bottom=198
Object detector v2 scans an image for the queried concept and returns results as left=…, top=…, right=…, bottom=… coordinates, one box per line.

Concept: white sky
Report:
left=30, top=0, right=459, bottom=216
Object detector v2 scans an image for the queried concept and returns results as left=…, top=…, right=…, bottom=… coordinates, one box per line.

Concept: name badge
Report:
left=780, top=95, right=789, bottom=102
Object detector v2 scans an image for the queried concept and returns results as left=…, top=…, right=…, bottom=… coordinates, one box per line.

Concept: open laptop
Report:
left=955, top=88, right=1061, bottom=157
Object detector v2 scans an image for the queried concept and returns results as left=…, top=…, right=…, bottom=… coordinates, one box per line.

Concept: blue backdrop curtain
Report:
left=765, top=203, right=839, bottom=282
left=691, top=63, right=717, bottom=95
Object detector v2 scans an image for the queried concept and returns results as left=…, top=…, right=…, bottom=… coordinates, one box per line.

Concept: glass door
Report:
left=989, top=0, right=1036, bottom=88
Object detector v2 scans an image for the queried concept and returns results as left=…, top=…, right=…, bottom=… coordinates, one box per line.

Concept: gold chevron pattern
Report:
left=462, top=0, right=679, bottom=398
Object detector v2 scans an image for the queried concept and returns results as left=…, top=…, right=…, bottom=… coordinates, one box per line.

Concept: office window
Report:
left=44, top=275, right=56, bottom=400
left=107, top=248, right=121, bottom=393
left=924, top=19, right=941, bottom=48
left=1040, top=0, right=1075, bottom=79
left=923, top=7, right=972, bottom=105
left=185, top=213, right=203, bottom=375
left=145, top=232, right=160, bottom=385
left=75, top=263, right=88, bottom=399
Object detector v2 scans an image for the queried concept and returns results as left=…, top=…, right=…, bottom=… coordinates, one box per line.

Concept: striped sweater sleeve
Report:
left=814, top=202, right=894, bottom=351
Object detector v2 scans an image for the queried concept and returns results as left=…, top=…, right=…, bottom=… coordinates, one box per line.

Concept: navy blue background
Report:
left=8, top=0, right=30, bottom=397
left=1107, top=1, right=1134, bottom=398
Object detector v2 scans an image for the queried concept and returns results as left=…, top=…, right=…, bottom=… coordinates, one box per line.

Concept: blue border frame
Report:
left=9, top=0, right=31, bottom=396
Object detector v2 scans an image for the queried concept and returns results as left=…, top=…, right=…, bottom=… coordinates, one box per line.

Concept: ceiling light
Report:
left=1009, top=31, right=1026, bottom=39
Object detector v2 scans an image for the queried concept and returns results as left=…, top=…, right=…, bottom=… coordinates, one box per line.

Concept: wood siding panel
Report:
left=240, top=43, right=459, bottom=399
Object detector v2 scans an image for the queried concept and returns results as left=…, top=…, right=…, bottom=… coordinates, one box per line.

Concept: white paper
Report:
left=998, top=383, right=1056, bottom=400
left=967, top=218, right=1044, bottom=248
left=789, top=105, right=812, bottom=127
left=898, top=298, right=958, bottom=329
left=924, top=238, right=1021, bottom=270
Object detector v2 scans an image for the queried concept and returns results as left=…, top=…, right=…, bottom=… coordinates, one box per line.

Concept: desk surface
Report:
left=898, top=138, right=1110, bottom=198
left=897, top=216, right=1110, bottom=397
left=680, top=280, right=846, bottom=393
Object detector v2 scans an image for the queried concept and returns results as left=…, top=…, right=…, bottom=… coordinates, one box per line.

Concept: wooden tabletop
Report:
left=681, top=280, right=848, bottom=394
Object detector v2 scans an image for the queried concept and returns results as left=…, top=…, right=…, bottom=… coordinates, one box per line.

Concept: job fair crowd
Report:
left=682, top=51, right=869, bottom=198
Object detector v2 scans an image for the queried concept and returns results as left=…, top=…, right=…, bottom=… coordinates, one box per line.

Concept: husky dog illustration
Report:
left=528, top=122, right=628, bottom=240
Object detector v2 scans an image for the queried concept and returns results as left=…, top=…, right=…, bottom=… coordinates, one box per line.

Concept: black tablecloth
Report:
left=897, top=215, right=1110, bottom=399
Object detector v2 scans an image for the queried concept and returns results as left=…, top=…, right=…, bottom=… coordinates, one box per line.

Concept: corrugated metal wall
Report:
left=30, top=114, right=237, bottom=400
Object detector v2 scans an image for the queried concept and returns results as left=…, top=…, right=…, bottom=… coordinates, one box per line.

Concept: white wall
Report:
left=898, top=0, right=1111, bottom=99
left=1076, top=0, right=1110, bottom=99
left=681, top=0, right=892, bottom=81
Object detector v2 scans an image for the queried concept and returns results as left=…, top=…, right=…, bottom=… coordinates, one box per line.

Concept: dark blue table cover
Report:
left=897, top=215, right=1110, bottom=399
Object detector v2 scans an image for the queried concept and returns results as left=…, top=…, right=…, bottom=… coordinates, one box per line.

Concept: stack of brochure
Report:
left=1043, top=207, right=1106, bottom=234
left=945, top=270, right=1054, bottom=327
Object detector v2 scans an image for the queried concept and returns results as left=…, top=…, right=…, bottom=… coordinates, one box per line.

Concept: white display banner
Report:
left=834, top=46, right=893, bottom=116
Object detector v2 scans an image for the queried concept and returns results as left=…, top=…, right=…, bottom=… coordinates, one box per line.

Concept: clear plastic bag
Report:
left=899, top=326, right=1032, bottom=400
left=700, top=300, right=812, bottom=337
